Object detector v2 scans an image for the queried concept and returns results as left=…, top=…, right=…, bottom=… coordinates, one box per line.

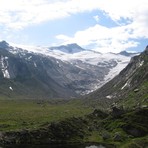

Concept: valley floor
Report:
left=0, top=99, right=93, bottom=131
left=0, top=99, right=148, bottom=148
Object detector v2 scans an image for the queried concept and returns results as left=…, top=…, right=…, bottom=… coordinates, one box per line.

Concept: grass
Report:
left=86, top=131, right=102, bottom=142
left=120, top=136, right=148, bottom=148
left=0, top=99, right=93, bottom=131
left=0, top=99, right=147, bottom=147
left=117, top=80, right=148, bottom=109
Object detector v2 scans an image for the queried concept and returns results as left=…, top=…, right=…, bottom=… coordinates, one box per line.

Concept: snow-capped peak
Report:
left=49, top=43, right=85, bottom=54
left=0, top=40, right=139, bottom=96
left=1, top=41, right=133, bottom=67
left=0, top=41, right=10, bottom=49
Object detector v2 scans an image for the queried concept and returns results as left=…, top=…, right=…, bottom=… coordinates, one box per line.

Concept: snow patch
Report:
left=104, top=59, right=130, bottom=82
left=2, top=69, right=10, bottom=79
left=81, top=79, right=101, bottom=95
left=34, top=62, right=37, bottom=67
left=106, top=95, right=113, bottom=99
left=28, top=56, right=32, bottom=60
left=9, top=86, right=13, bottom=91
left=75, top=65, right=85, bottom=70
left=121, top=83, right=128, bottom=90
left=139, top=60, right=144, bottom=67
left=4, top=56, right=8, bottom=60
left=0, top=56, right=11, bottom=79
left=121, top=80, right=130, bottom=90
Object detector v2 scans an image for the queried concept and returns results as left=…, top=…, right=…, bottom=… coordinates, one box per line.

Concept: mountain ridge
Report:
left=0, top=40, right=138, bottom=99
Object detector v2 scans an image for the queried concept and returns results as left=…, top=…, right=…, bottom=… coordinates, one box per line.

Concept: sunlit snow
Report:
left=0, top=56, right=11, bottom=79
left=9, top=86, right=13, bottom=91
left=8, top=43, right=134, bottom=94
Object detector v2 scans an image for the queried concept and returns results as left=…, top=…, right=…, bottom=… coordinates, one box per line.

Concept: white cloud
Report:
left=0, top=0, right=148, bottom=52
left=56, top=24, right=140, bottom=53
left=0, top=0, right=147, bottom=29
left=55, top=0, right=148, bottom=53
left=0, top=0, right=148, bottom=29
left=0, top=0, right=99, bottom=29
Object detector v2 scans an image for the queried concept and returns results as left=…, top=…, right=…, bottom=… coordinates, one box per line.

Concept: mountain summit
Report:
left=49, top=43, right=85, bottom=53
left=0, top=41, right=10, bottom=49
left=119, top=50, right=138, bottom=57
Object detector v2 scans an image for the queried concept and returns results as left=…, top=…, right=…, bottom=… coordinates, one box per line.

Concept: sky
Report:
left=0, top=0, right=148, bottom=53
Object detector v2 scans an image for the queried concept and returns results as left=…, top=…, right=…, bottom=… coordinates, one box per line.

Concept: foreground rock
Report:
left=0, top=108, right=147, bottom=147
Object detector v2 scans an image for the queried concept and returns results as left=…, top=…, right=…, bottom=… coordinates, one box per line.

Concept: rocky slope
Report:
left=0, top=46, right=77, bottom=99
left=86, top=46, right=148, bottom=109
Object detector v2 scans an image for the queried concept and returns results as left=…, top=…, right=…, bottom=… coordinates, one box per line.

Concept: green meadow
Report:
left=0, top=99, right=93, bottom=131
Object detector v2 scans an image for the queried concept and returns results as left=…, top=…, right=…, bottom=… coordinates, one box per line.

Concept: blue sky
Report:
left=0, top=0, right=148, bottom=53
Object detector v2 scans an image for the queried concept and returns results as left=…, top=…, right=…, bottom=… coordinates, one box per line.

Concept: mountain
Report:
left=86, top=46, right=148, bottom=109
left=49, top=43, right=85, bottom=53
left=119, top=50, right=139, bottom=57
left=0, top=45, right=78, bottom=99
left=0, top=41, right=137, bottom=99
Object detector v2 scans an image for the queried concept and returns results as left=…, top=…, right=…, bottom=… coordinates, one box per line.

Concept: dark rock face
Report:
left=119, top=51, right=137, bottom=57
left=92, top=109, right=108, bottom=119
left=122, top=108, right=148, bottom=137
left=123, top=125, right=147, bottom=137
left=111, top=107, right=124, bottom=118
left=0, top=41, right=9, bottom=49
left=113, top=133, right=123, bottom=142
left=102, top=132, right=111, bottom=140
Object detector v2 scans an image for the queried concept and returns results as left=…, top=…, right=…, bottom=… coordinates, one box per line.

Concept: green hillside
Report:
left=85, top=46, right=148, bottom=110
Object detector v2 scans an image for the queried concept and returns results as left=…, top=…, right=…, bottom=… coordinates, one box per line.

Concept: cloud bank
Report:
left=0, top=0, right=148, bottom=52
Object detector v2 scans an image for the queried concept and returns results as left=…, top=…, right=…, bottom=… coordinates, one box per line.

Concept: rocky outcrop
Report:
left=111, top=106, right=124, bottom=118
left=0, top=108, right=147, bottom=146
left=0, top=117, right=89, bottom=145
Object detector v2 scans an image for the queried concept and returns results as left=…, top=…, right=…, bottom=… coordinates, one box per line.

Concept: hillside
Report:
left=86, top=46, right=148, bottom=109
left=0, top=44, right=78, bottom=99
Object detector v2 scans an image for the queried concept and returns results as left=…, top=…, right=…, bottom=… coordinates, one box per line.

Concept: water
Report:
left=1, top=144, right=106, bottom=148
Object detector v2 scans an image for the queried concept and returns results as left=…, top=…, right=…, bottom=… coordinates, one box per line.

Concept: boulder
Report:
left=113, top=133, right=122, bottom=142
left=102, top=132, right=111, bottom=140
